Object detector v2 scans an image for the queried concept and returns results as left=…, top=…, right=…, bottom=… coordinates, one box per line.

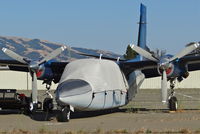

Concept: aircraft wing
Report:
left=120, top=60, right=158, bottom=78
left=0, top=59, right=28, bottom=72
left=0, top=59, right=68, bottom=77
left=76, top=52, right=125, bottom=61
left=178, top=55, right=200, bottom=71
left=142, top=54, right=200, bottom=78
left=121, top=54, right=200, bottom=79
left=0, top=59, right=27, bottom=67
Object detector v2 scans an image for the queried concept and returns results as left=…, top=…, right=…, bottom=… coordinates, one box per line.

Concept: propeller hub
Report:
left=158, top=62, right=174, bottom=76
left=158, top=56, right=172, bottom=70
left=159, top=62, right=171, bottom=70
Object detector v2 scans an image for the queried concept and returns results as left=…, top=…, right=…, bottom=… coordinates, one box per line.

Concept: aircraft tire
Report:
left=43, top=98, right=53, bottom=112
left=56, top=107, right=70, bottom=122
left=23, top=98, right=32, bottom=115
left=168, top=96, right=178, bottom=111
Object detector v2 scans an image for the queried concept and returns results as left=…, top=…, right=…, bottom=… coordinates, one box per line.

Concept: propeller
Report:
left=129, top=45, right=159, bottom=62
left=2, top=48, right=29, bottom=64
left=161, top=70, right=167, bottom=103
left=169, top=43, right=199, bottom=62
left=2, top=46, right=66, bottom=105
left=130, top=42, right=200, bottom=103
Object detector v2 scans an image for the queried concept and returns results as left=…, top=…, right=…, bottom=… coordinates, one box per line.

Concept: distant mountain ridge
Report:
left=0, top=36, right=122, bottom=61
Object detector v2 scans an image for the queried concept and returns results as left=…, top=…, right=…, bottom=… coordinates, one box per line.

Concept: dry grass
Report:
left=0, top=128, right=200, bottom=134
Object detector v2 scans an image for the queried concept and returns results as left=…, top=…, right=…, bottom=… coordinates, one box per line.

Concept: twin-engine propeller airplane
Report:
left=1, top=4, right=200, bottom=122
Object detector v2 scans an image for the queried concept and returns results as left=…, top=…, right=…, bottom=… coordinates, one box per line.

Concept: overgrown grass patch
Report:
left=0, top=128, right=200, bottom=134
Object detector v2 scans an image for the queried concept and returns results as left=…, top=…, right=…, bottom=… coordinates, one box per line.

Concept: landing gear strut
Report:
left=43, top=82, right=54, bottom=112
left=168, top=80, right=178, bottom=111
left=26, top=92, right=42, bottom=114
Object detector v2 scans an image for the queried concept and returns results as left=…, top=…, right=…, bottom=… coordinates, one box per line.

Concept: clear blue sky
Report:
left=0, top=0, right=199, bottom=55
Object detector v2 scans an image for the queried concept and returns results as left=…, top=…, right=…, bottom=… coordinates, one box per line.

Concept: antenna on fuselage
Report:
left=99, top=54, right=103, bottom=60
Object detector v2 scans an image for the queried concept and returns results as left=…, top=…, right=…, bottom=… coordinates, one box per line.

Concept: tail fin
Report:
left=126, top=3, right=149, bottom=62
left=136, top=4, right=150, bottom=61
left=138, top=3, right=148, bottom=50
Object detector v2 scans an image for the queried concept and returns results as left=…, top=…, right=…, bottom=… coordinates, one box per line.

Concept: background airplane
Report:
left=1, top=4, right=200, bottom=122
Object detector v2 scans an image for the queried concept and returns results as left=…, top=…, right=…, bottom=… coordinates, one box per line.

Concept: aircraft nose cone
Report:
left=56, top=79, right=92, bottom=106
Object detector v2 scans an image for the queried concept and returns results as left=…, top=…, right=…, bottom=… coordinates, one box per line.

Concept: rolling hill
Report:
left=0, top=36, right=123, bottom=61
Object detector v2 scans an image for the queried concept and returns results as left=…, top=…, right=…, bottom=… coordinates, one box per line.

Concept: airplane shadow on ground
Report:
left=0, top=109, right=22, bottom=115
left=25, top=108, right=200, bottom=121
left=0, top=108, right=199, bottom=122
left=27, top=109, right=123, bottom=121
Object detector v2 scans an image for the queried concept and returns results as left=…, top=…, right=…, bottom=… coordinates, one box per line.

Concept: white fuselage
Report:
left=56, top=59, right=144, bottom=111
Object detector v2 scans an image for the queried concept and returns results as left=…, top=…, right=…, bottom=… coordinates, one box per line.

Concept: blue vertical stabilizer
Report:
left=138, top=4, right=147, bottom=50
left=129, top=3, right=148, bottom=62
left=137, top=4, right=149, bottom=61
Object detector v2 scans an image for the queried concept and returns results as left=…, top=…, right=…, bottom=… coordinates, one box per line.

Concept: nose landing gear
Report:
left=168, top=96, right=178, bottom=111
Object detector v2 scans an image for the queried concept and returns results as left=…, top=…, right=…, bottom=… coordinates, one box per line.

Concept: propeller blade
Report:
left=2, top=48, right=28, bottom=64
left=130, top=44, right=158, bottom=62
left=170, top=42, right=200, bottom=62
left=38, top=46, right=67, bottom=65
left=161, top=70, right=168, bottom=103
left=32, top=72, right=38, bottom=104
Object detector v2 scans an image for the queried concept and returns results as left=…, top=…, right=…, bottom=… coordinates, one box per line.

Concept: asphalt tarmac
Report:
left=0, top=89, right=200, bottom=133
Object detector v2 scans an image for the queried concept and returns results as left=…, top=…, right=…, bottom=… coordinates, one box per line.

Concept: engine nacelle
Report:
left=157, top=63, right=188, bottom=80
left=157, top=64, right=175, bottom=77
left=36, top=65, right=54, bottom=81
left=182, top=71, right=189, bottom=78
left=177, top=72, right=189, bottom=82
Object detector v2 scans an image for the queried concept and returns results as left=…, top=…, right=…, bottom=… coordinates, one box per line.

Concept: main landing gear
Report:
left=56, top=106, right=71, bottom=122
left=168, top=80, right=178, bottom=111
left=42, top=83, right=54, bottom=112
left=26, top=82, right=53, bottom=114
left=27, top=101, right=42, bottom=114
